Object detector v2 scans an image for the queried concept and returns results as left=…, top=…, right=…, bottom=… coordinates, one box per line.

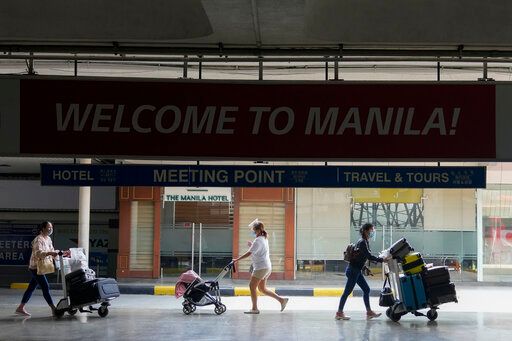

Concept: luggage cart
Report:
left=384, top=258, right=439, bottom=322
left=54, top=251, right=119, bottom=318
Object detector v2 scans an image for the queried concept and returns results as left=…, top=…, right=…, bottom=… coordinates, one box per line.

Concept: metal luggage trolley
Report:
left=384, top=258, right=439, bottom=322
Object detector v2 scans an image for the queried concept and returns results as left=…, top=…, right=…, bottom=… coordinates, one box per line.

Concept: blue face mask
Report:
left=250, top=230, right=257, bottom=238
left=369, top=230, right=376, bottom=240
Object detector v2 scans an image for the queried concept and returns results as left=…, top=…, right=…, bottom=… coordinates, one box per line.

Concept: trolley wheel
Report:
left=390, top=312, right=401, bottom=322
left=427, top=309, right=438, bottom=321
left=389, top=303, right=402, bottom=322
left=386, top=307, right=392, bottom=318
left=98, top=306, right=109, bottom=318
left=183, top=305, right=193, bottom=315
left=68, top=308, right=78, bottom=316
left=54, top=309, right=65, bottom=318
left=214, top=305, right=225, bottom=315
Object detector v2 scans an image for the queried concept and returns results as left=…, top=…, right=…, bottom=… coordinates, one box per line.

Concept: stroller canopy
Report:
left=175, top=270, right=201, bottom=298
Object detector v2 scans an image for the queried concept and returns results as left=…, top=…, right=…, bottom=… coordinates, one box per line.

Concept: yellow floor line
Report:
left=313, top=288, right=351, bottom=297
left=10, top=283, right=29, bottom=289
left=154, top=285, right=175, bottom=295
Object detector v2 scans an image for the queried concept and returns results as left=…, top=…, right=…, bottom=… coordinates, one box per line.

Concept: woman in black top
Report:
left=335, top=223, right=385, bottom=321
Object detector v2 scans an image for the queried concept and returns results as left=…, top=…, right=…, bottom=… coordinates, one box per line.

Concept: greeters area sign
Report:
left=40, top=165, right=486, bottom=188
left=13, top=78, right=495, bottom=160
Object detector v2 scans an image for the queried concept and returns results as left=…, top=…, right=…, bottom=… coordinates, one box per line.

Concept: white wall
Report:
left=487, top=163, right=512, bottom=184
left=423, top=189, right=476, bottom=231
left=296, top=188, right=351, bottom=260
left=0, top=180, right=116, bottom=210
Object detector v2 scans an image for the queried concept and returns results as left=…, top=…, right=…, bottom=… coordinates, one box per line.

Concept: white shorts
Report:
left=252, top=268, right=271, bottom=280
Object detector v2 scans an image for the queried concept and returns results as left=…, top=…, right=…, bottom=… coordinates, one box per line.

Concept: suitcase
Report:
left=65, top=268, right=96, bottom=288
left=69, top=278, right=120, bottom=306
left=426, top=282, right=457, bottom=306
left=389, top=238, right=413, bottom=261
left=399, top=274, right=428, bottom=311
left=402, top=252, right=426, bottom=275
left=422, top=266, right=451, bottom=288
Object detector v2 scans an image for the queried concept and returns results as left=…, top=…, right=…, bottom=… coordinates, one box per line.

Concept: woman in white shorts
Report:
left=233, top=219, right=289, bottom=314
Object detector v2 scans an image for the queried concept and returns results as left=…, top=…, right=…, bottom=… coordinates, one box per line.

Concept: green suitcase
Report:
left=402, top=252, right=426, bottom=275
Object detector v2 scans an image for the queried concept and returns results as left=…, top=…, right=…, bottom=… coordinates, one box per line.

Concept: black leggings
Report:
left=21, top=269, right=54, bottom=306
left=338, top=266, right=371, bottom=312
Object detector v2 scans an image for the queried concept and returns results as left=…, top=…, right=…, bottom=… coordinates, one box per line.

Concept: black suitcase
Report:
left=426, top=282, right=458, bottom=306
left=389, top=238, right=413, bottom=260
left=69, top=278, right=120, bottom=306
left=65, top=268, right=95, bottom=288
left=422, top=266, right=451, bottom=288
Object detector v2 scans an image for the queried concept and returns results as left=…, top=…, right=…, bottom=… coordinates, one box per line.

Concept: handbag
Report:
left=379, top=274, right=395, bottom=307
left=37, top=256, right=55, bottom=275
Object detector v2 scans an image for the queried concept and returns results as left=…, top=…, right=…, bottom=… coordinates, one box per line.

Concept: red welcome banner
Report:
left=19, top=79, right=495, bottom=159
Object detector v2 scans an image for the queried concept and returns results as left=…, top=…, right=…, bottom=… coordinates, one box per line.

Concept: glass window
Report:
left=481, top=188, right=512, bottom=281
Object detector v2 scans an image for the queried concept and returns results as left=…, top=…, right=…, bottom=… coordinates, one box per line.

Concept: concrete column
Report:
left=78, top=158, right=91, bottom=259
left=476, top=189, right=484, bottom=282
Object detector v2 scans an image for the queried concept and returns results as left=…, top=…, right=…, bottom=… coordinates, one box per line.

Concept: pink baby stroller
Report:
left=175, top=261, right=236, bottom=315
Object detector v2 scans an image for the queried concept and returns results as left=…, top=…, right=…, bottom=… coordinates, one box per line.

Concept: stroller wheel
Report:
left=219, top=304, right=226, bottom=313
left=190, top=305, right=196, bottom=313
left=183, top=305, right=193, bottom=315
left=214, top=305, right=224, bottom=315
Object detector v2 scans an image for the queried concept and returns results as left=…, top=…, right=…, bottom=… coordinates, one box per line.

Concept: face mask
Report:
left=250, top=231, right=256, bottom=238
left=47, top=228, right=53, bottom=236
left=369, top=230, right=376, bottom=241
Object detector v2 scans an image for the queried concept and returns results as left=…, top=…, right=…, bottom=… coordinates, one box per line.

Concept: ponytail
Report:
left=254, top=222, right=268, bottom=238
left=37, top=221, right=51, bottom=234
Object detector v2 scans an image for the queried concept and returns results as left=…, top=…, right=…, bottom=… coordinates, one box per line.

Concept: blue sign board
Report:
left=41, top=164, right=486, bottom=188
left=0, top=225, right=36, bottom=266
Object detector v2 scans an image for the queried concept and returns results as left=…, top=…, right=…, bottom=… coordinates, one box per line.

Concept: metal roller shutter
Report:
left=238, top=202, right=285, bottom=272
left=129, top=201, right=154, bottom=271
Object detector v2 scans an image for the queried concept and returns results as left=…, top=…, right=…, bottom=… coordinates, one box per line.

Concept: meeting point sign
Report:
left=16, top=78, right=496, bottom=160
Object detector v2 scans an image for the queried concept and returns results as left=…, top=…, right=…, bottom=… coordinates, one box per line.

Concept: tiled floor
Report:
left=1, top=288, right=511, bottom=341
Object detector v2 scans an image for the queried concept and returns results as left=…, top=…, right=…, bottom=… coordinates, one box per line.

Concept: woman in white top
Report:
left=15, top=221, right=64, bottom=317
left=233, top=219, right=289, bottom=314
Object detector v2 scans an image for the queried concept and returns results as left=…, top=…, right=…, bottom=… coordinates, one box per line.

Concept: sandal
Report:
left=15, top=308, right=31, bottom=317
left=244, top=309, right=260, bottom=314
left=280, top=298, right=289, bottom=312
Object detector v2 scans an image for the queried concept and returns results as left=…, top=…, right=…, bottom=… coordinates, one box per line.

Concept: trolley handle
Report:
left=229, top=261, right=236, bottom=273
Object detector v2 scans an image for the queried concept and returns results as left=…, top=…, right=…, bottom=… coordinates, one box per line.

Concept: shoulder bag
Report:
left=37, top=255, right=55, bottom=275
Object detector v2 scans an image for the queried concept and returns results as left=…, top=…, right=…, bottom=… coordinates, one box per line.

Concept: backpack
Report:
left=343, top=243, right=359, bottom=262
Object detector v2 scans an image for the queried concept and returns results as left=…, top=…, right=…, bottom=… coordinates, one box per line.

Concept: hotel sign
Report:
left=163, top=187, right=231, bottom=202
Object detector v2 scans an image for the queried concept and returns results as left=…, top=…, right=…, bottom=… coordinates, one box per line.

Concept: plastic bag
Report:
left=379, top=248, right=391, bottom=260
left=68, top=247, right=88, bottom=272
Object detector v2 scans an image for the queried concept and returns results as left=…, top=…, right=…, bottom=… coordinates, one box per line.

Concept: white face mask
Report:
left=47, top=228, right=53, bottom=236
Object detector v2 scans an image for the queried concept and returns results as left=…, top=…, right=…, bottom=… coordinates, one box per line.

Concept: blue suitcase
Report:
left=399, top=274, right=428, bottom=311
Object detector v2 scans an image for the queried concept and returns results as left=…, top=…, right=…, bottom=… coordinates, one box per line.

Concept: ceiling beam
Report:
left=2, top=44, right=512, bottom=58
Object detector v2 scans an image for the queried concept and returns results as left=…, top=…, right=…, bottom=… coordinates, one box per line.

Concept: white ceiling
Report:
left=1, top=0, right=512, bottom=55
